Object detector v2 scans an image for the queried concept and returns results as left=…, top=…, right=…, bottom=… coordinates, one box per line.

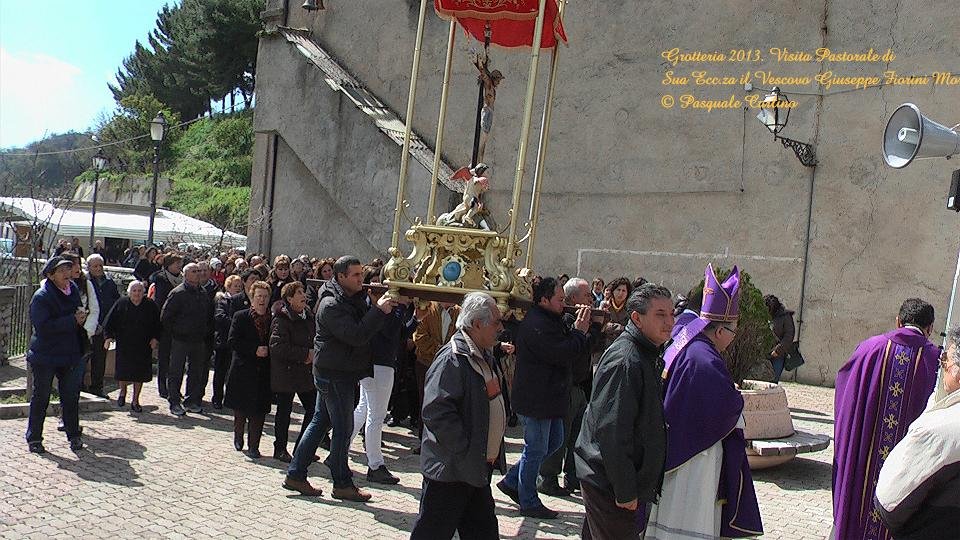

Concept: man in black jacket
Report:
left=539, top=277, right=601, bottom=496
left=283, top=256, right=394, bottom=502
left=574, top=284, right=674, bottom=539
left=497, top=277, right=591, bottom=519
left=160, top=263, right=213, bottom=417
left=150, top=253, right=183, bottom=398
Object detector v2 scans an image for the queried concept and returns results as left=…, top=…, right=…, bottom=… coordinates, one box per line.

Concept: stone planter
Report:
left=740, top=379, right=795, bottom=469
left=740, top=379, right=795, bottom=439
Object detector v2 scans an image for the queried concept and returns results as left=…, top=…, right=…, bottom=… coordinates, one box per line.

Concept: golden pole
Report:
left=391, top=0, right=430, bottom=249
left=525, top=0, right=565, bottom=269
left=427, top=21, right=458, bottom=224
left=506, top=0, right=550, bottom=262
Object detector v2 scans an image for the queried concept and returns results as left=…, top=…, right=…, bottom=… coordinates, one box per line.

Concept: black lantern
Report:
left=755, top=87, right=817, bottom=167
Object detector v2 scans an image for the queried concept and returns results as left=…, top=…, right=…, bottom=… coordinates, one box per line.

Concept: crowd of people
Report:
left=23, top=243, right=960, bottom=539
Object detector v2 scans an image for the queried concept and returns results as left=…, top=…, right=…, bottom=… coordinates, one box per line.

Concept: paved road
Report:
left=0, top=358, right=834, bottom=539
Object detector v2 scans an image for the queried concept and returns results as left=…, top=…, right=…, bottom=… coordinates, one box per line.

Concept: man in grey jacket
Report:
left=410, top=292, right=507, bottom=540
left=574, top=284, right=674, bottom=539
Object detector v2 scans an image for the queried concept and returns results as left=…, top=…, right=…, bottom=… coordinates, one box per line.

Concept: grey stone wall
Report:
left=251, top=1, right=960, bottom=385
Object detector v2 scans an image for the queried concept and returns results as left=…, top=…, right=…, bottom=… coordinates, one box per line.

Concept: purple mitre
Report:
left=663, top=264, right=741, bottom=371
left=701, top=264, right=741, bottom=322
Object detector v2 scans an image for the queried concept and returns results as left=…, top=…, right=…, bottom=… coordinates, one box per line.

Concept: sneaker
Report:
left=366, top=465, right=400, bottom=485
left=69, top=437, right=83, bottom=452
left=519, top=505, right=559, bottom=519
left=28, top=441, right=45, bottom=454
left=282, top=476, right=323, bottom=496
left=537, top=476, right=570, bottom=497
left=496, top=480, right=520, bottom=504
left=170, top=404, right=186, bottom=417
left=332, top=486, right=372, bottom=502
left=184, top=403, right=203, bottom=414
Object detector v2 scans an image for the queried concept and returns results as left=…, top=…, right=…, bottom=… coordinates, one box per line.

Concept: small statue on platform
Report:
left=473, top=53, right=503, bottom=165
left=437, top=163, right=491, bottom=228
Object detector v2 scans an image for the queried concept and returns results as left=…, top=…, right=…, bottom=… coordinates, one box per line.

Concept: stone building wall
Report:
left=250, top=1, right=960, bottom=385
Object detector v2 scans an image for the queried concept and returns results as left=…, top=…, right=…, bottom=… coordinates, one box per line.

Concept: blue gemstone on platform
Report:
left=442, top=261, right=462, bottom=282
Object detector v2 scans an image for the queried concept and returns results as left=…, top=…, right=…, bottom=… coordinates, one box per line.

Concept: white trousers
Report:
left=351, top=365, right=395, bottom=469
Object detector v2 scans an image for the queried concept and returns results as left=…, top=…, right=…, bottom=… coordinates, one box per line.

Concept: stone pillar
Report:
left=0, top=287, right=14, bottom=367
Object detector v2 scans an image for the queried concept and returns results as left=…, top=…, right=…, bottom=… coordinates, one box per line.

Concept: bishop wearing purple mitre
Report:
left=831, top=298, right=939, bottom=540
left=646, top=264, right=763, bottom=539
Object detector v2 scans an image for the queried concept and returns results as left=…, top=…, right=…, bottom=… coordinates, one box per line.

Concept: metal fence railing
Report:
left=9, top=284, right=34, bottom=357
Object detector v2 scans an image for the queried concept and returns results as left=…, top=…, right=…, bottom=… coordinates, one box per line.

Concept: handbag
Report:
left=783, top=342, right=805, bottom=371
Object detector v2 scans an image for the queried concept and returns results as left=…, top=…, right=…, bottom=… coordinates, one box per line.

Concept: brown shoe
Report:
left=282, top=476, right=323, bottom=496
left=332, top=486, right=371, bottom=502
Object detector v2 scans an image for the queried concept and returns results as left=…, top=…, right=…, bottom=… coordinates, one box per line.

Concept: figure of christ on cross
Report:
left=473, top=53, right=503, bottom=165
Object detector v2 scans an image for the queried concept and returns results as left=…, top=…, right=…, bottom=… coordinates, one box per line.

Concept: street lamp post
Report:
left=89, top=149, right=109, bottom=254
left=147, top=112, right=167, bottom=246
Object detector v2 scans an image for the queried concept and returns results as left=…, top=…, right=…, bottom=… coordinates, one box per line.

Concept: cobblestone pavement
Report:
left=1, top=357, right=835, bottom=539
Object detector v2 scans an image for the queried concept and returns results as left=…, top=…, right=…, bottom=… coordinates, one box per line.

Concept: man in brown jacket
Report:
left=413, top=302, right=460, bottom=440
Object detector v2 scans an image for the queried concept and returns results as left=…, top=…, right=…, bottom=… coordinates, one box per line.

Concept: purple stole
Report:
left=832, top=327, right=939, bottom=540
left=655, top=335, right=763, bottom=537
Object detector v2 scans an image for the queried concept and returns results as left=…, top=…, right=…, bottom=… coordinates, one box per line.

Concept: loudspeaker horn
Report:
left=883, top=103, right=960, bottom=168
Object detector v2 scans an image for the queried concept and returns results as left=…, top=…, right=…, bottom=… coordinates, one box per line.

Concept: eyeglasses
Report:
left=721, top=326, right=738, bottom=336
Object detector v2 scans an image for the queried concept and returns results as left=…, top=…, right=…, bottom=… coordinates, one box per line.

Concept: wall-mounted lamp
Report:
left=756, top=87, right=817, bottom=167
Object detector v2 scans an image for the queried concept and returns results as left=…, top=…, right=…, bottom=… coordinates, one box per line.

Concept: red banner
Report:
left=435, top=0, right=567, bottom=49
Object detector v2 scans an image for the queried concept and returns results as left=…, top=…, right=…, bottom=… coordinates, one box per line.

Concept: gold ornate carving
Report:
left=383, top=223, right=529, bottom=311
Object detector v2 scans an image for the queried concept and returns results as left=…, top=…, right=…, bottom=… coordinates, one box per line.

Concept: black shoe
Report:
left=170, top=404, right=186, bottom=417
left=244, top=448, right=262, bottom=459
left=28, top=441, right=45, bottom=454
left=69, top=437, right=83, bottom=452
left=274, top=449, right=293, bottom=463
left=57, top=423, right=82, bottom=434
left=212, top=401, right=223, bottom=410
left=496, top=480, right=520, bottom=504
left=158, top=384, right=168, bottom=399
left=520, top=505, right=559, bottom=519
left=117, top=394, right=126, bottom=407
left=367, top=465, right=400, bottom=485
left=319, top=435, right=331, bottom=450
left=131, top=403, right=143, bottom=413
left=537, top=477, right=570, bottom=497
left=563, top=476, right=581, bottom=493
left=234, top=433, right=244, bottom=451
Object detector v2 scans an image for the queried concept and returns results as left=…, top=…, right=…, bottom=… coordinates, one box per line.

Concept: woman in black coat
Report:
left=103, top=281, right=161, bottom=413
left=133, top=246, right=160, bottom=282
left=269, top=281, right=317, bottom=462
left=225, top=281, right=273, bottom=458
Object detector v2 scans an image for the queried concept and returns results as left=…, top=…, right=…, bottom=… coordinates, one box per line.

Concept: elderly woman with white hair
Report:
left=103, top=281, right=161, bottom=412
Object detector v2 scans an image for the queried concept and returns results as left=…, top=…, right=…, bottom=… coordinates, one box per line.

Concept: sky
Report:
left=0, top=0, right=175, bottom=149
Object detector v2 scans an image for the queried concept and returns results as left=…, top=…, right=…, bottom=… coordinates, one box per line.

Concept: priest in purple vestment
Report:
left=832, top=298, right=939, bottom=540
left=646, top=264, right=763, bottom=538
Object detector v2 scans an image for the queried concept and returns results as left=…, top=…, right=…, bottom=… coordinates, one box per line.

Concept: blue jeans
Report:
left=287, top=375, right=357, bottom=488
left=26, top=361, right=84, bottom=443
left=770, top=355, right=785, bottom=383
left=503, top=415, right=564, bottom=509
